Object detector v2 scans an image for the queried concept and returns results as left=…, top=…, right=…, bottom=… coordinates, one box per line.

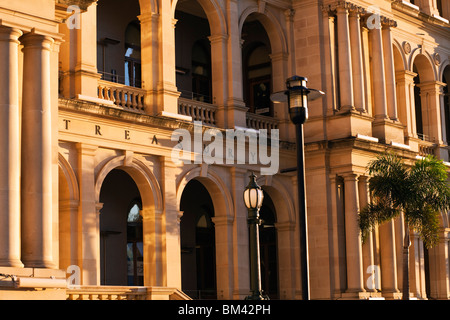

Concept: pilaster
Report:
left=76, top=143, right=99, bottom=285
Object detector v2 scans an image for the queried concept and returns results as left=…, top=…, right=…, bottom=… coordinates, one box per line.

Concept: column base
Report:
left=340, top=290, right=382, bottom=300
left=381, top=291, right=403, bottom=300
left=21, top=259, right=57, bottom=269
left=0, top=259, right=24, bottom=268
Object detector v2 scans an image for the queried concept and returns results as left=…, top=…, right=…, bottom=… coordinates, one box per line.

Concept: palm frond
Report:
left=360, top=152, right=450, bottom=248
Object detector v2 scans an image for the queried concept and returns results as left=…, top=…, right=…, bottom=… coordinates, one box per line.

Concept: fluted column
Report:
left=0, top=26, right=23, bottom=268
left=349, top=11, right=366, bottom=112
left=20, top=32, right=55, bottom=268
left=370, top=26, right=389, bottom=120
left=382, top=25, right=398, bottom=121
left=358, top=176, right=377, bottom=291
left=396, top=70, right=417, bottom=138
left=342, top=173, right=365, bottom=293
left=336, top=6, right=354, bottom=110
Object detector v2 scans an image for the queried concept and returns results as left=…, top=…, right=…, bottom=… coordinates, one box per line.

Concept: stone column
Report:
left=358, top=176, right=377, bottom=292
left=379, top=220, right=400, bottom=297
left=396, top=70, right=417, bottom=138
left=76, top=143, right=99, bottom=284
left=21, top=32, right=55, bottom=268
left=157, top=2, right=180, bottom=116
left=349, top=11, right=366, bottom=112
left=211, top=215, right=234, bottom=299
left=370, top=26, right=389, bottom=120
left=231, top=168, right=250, bottom=299
left=74, top=3, right=101, bottom=101
left=382, top=25, right=398, bottom=121
left=0, top=26, right=23, bottom=268
left=336, top=6, right=354, bottom=110
left=275, top=221, right=297, bottom=299
left=161, top=157, right=182, bottom=289
left=209, top=33, right=229, bottom=127
left=342, top=173, right=365, bottom=294
left=329, top=175, right=345, bottom=295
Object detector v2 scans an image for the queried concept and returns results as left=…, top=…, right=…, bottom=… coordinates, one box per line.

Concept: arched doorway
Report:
left=443, top=66, right=450, bottom=145
left=242, top=16, right=273, bottom=117
left=180, top=179, right=216, bottom=299
left=259, top=191, right=279, bottom=299
left=99, top=169, right=143, bottom=286
left=175, top=0, right=212, bottom=102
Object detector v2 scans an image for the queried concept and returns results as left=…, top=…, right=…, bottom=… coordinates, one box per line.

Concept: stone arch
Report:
left=176, top=166, right=235, bottom=299
left=58, top=153, right=80, bottom=270
left=94, top=155, right=162, bottom=213
left=257, top=175, right=295, bottom=224
left=172, top=0, right=227, bottom=36
left=95, top=154, right=163, bottom=286
left=440, top=60, right=450, bottom=83
left=392, top=39, right=407, bottom=71
left=410, top=49, right=437, bottom=82
left=257, top=175, right=297, bottom=299
left=58, top=153, right=79, bottom=203
left=176, top=166, right=233, bottom=220
left=239, top=5, right=288, bottom=55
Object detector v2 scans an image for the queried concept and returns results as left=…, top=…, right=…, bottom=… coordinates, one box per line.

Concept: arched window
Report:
left=242, top=17, right=273, bottom=117
left=192, top=40, right=212, bottom=103
left=246, top=45, right=272, bottom=116
left=127, top=198, right=143, bottom=286
left=443, top=66, right=450, bottom=145
left=413, top=65, right=424, bottom=140
left=125, top=21, right=141, bottom=88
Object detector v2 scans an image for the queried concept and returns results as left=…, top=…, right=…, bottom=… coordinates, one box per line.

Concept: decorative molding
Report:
left=321, top=1, right=397, bottom=27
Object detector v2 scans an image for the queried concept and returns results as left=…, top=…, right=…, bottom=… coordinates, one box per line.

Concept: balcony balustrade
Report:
left=97, top=79, right=145, bottom=113
left=66, top=285, right=191, bottom=300
left=178, top=97, right=217, bottom=126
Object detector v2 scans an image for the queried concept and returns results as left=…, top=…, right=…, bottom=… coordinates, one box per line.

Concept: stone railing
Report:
left=178, top=97, right=217, bottom=126
left=418, top=140, right=437, bottom=157
left=66, top=286, right=191, bottom=300
left=246, top=113, right=279, bottom=131
left=97, top=80, right=145, bottom=113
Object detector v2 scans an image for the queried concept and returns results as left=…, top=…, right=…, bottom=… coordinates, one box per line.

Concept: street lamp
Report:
left=243, top=172, right=268, bottom=300
left=271, top=76, right=324, bottom=300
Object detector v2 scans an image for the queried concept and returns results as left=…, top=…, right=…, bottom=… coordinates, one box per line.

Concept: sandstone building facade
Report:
left=0, top=0, right=449, bottom=300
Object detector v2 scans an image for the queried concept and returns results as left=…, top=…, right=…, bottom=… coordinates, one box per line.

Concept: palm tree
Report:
left=359, top=152, right=450, bottom=300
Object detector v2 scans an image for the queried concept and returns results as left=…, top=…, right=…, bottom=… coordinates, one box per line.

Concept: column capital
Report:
left=211, top=215, right=234, bottom=226
left=341, top=172, right=360, bottom=181
left=20, top=31, right=54, bottom=51
left=357, top=175, right=369, bottom=183
left=0, top=26, right=22, bottom=43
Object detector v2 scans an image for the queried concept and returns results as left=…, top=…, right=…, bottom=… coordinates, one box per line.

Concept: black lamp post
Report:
left=243, top=172, right=268, bottom=300
left=271, top=76, right=324, bottom=300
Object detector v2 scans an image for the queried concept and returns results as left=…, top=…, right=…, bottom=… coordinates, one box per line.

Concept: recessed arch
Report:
left=95, top=155, right=163, bottom=214
left=173, top=0, right=227, bottom=36
left=439, top=60, right=450, bottom=83
left=392, top=39, right=407, bottom=72
left=176, top=166, right=234, bottom=220
left=239, top=5, right=288, bottom=55
left=257, top=175, right=295, bottom=225
left=409, top=49, right=437, bottom=82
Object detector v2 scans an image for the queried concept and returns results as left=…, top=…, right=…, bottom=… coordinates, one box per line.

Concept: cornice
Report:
left=322, top=1, right=397, bottom=27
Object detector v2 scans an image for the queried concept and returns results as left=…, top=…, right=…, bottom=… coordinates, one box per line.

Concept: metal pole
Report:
left=246, top=208, right=265, bottom=300
left=296, top=122, right=310, bottom=300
